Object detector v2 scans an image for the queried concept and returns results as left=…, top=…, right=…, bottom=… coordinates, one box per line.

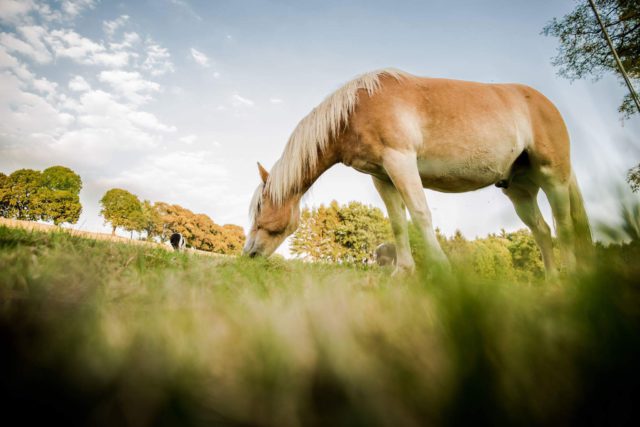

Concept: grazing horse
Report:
left=170, top=232, right=185, bottom=251
left=375, top=243, right=397, bottom=267
left=244, top=69, right=592, bottom=276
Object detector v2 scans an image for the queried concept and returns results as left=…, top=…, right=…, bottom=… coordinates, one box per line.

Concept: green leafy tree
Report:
left=628, top=166, right=640, bottom=193
left=501, top=229, right=546, bottom=280
left=470, top=236, right=517, bottom=282
left=291, top=200, right=392, bottom=263
left=40, top=166, right=82, bottom=194
left=100, top=189, right=144, bottom=236
left=543, top=0, right=639, bottom=117
left=140, top=200, right=163, bottom=240
left=38, top=166, right=83, bottom=225
left=0, top=172, right=9, bottom=218
left=4, top=169, right=42, bottom=220
left=544, top=1, right=640, bottom=191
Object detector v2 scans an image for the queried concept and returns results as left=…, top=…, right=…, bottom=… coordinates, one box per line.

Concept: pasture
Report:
left=1, top=224, right=639, bottom=426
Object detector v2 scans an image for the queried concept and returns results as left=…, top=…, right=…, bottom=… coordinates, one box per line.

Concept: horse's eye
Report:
left=267, top=229, right=282, bottom=237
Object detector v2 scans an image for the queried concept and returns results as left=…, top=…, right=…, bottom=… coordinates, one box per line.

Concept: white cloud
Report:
left=0, top=0, right=95, bottom=25
left=0, top=0, right=37, bottom=25
left=231, top=94, right=255, bottom=107
left=68, top=75, right=90, bottom=92
left=45, top=29, right=131, bottom=67
left=98, top=70, right=161, bottom=105
left=0, top=72, right=70, bottom=137
left=143, top=40, right=174, bottom=76
left=129, top=110, right=176, bottom=132
left=0, top=45, right=35, bottom=81
left=32, top=77, right=57, bottom=96
left=18, top=25, right=52, bottom=61
left=179, top=134, right=197, bottom=145
left=190, top=47, right=209, bottom=67
left=269, top=98, right=283, bottom=104
left=101, top=150, right=231, bottom=216
left=0, top=30, right=51, bottom=63
left=60, top=0, right=97, bottom=20
left=103, top=15, right=129, bottom=37
left=74, top=89, right=175, bottom=133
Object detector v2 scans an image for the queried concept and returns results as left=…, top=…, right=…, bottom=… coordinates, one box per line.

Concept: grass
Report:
left=1, top=225, right=639, bottom=426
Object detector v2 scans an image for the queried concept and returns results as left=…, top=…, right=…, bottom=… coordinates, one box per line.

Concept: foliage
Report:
left=0, top=166, right=82, bottom=225
left=543, top=0, right=640, bottom=117
left=290, top=200, right=392, bottom=263
left=0, top=225, right=639, bottom=426
left=628, top=164, right=640, bottom=192
left=38, top=166, right=82, bottom=225
left=99, top=188, right=144, bottom=235
left=139, top=199, right=163, bottom=240
left=0, top=172, right=9, bottom=218
left=97, top=191, right=244, bottom=254
left=411, top=226, right=546, bottom=281
left=40, top=166, right=82, bottom=194
left=154, top=202, right=245, bottom=254
left=2, top=169, right=42, bottom=220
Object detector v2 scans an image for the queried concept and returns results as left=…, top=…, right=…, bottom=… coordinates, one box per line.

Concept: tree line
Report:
left=0, top=166, right=82, bottom=225
left=291, top=200, right=548, bottom=280
left=0, top=166, right=245, bottom=255
left=99, top=188, right=245, bottom=255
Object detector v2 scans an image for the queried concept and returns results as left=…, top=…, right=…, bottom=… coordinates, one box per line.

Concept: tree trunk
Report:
left=111, top=226, right=116, bottom=236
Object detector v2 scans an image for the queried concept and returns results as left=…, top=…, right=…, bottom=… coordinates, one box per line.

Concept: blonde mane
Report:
left=252, top=68, right=408, bottom=216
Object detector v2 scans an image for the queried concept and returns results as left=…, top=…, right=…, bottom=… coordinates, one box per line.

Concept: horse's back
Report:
left=345, top=73, right=570, bottom=191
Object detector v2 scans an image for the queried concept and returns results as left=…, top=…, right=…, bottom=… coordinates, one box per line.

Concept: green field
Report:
left=1, top=225, right=639, bottom=426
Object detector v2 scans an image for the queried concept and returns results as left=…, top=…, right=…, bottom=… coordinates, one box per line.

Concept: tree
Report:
left=100, top=189, right=144, bottom=236
left=38, top=166, right=82, bottom=225
left=543, top=0, right=640, bottom=117
left=40, top=166, right=82, bottom=194
left=4, top=169, right=42, bottom=220
left=290, top=200, right=392, bottom=263
left=628, top=165, right=640, bottom=192
left=501, top=229, right=546, bottom=280
left=154, top=202, right=245, bottom=254
left=140, top=200, right=163, bottom=240
left=0, top=172, right=9, bottom=218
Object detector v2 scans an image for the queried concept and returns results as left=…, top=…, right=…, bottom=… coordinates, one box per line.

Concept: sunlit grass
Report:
left=1, top=225, right=639, bottom=426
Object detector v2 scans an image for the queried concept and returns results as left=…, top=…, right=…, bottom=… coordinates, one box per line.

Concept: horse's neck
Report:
left=281, top=145, right=340, bottom=200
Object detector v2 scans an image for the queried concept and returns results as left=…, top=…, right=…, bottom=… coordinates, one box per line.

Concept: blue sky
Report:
left=1, top=0, right=639, bottom=253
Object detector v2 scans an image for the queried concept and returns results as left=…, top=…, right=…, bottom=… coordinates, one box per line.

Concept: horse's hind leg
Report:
left=372, top=176, right=414, bottom=274
left=381, top=149, right=449, bottom=270
left=503, top=180, right=557, bottom=277
left=541, top=175, right=576, bottom=271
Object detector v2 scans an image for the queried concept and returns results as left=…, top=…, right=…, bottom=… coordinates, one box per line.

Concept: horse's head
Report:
left=244, top=162, right=300, bottom=257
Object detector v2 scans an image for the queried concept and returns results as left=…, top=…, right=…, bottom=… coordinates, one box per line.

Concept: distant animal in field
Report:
left=375, top=243, right=397, bottom=267
left=244, top=69, right=592, bottom=277
left=169, top=233, right=185, bottom=251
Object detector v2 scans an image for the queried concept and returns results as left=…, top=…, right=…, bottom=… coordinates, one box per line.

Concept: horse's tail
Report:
left=569, top=172, right=593, bottom=261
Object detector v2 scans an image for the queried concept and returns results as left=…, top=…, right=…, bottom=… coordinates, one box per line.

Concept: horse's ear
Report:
left=257, top=162, right=269, bottom=183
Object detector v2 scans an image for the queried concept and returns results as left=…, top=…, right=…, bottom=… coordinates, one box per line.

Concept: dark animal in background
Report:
left=170, top=233, right=185, bottom=251
left=375, top=243, right=397, bottom=267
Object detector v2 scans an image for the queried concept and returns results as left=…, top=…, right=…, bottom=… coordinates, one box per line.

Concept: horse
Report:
left=375, top=243, right=397, bottom=267
left=244, top=69, right=592, bottom=276
left=169, top=232, right=186, bottom=251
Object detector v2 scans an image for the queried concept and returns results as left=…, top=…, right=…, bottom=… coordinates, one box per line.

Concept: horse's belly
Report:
left=417, top=157, right=507, bottom=192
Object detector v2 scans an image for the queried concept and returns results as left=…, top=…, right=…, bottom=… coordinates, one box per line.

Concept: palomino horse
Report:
left=244, top=69, right=592, bottom=276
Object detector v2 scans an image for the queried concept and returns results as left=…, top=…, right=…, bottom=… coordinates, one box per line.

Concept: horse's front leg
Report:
left=372, top=176, right=414, bottom=274
left=381, top=149, right=450, bottom=273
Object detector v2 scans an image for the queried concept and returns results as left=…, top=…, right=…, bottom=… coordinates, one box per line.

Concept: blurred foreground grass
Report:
left=1, top=225, right=639, bottom=426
